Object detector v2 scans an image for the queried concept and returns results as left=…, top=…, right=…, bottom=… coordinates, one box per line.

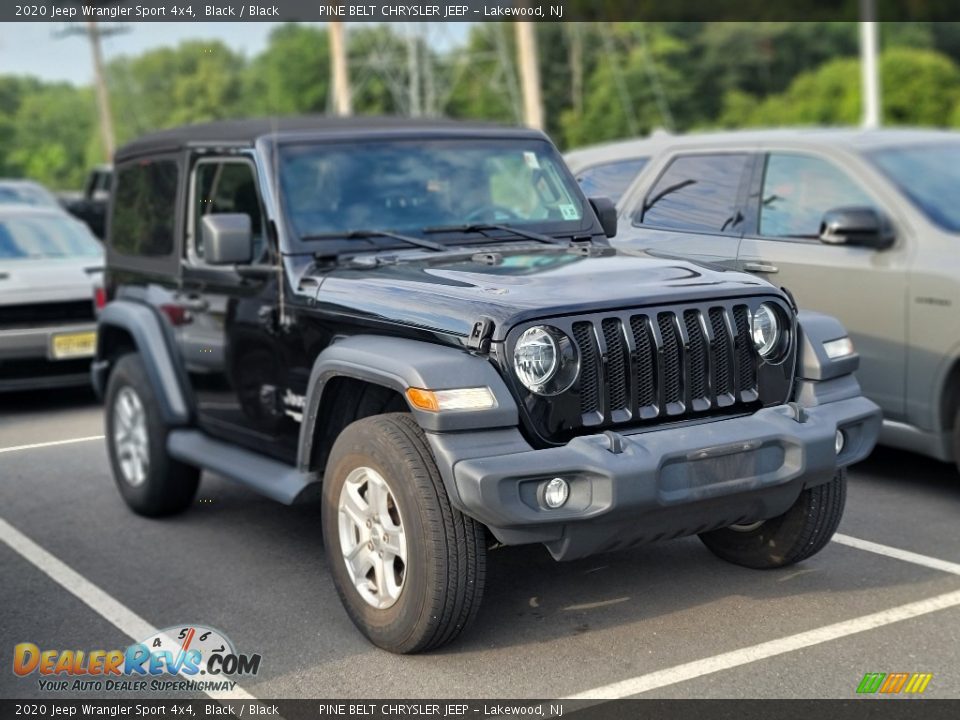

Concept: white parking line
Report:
left=0, top=435, right=104, bottom=455
left=568, top=536, right=960, bottom=699
left=833, top=533, right=960, bottom=577
left=0, top=517, right=256, bottom=702
left=566, top=588, right=960, bottom=699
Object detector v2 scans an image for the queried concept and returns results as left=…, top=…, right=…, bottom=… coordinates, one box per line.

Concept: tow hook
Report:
left=603, top=430, right=626, bottom=454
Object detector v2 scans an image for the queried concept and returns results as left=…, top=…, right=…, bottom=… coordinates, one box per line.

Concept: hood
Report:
left=312, top=248, right=779, bottom=340
left=0, top=255, right=103, bottom=307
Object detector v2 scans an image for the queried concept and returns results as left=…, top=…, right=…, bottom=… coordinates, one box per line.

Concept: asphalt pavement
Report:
left=1, top=389, right=959, bottom=700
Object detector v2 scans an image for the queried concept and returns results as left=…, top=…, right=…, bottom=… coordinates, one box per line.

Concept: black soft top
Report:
left=114, top=115, right=543, bottom=163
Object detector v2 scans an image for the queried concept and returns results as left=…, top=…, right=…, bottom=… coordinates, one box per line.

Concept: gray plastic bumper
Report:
left=429, top=396, right=880, bottom=560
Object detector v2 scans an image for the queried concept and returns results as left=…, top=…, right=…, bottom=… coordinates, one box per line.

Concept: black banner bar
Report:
left=1, top=699, right=959, bottom=720
left=6, top=0, right=960, bottom=23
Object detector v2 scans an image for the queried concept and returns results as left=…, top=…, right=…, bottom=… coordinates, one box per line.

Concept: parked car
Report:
left=94, top=117, right=879, bottom=653
left=0, top=179, right=63, bottom=210
left=568, top=128, right=960, bottom=472
left=63, top=165, right=112, bottom=239
left=0, top=205, right=104, bottom=391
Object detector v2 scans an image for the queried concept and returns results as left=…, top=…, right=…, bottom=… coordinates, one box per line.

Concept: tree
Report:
left=107, top=40, right=246, bottom=140
left=718, top=48, right=960, bottom=128
left=7, top=84, right=95, bottom=189
left=245, top=23, right=330, bottom=115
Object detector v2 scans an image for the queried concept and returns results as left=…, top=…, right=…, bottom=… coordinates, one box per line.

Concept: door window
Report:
left=111, top=159, right=178, bottom=257
left=575, top=158, right=649, bottom=202
left=760, top=153, right=874, bottom=238
left=634, top=153, right=750, bottom=234
left=191, top=160, right=265, bottom=262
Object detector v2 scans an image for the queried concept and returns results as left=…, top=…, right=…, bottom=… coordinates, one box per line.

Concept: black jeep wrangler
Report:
left=94, top=117, right=881, bottom=653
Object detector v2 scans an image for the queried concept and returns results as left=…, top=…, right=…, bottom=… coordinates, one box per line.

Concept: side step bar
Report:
left=167, top=430, right=321, bottom=505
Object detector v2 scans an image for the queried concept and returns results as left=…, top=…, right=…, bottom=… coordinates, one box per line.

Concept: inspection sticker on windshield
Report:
left=523, top=151, right=540, bottom=169
left=559, top=203, right=579, bottom=220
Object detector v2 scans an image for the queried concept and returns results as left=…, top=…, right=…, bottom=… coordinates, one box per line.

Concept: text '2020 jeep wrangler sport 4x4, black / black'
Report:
left=93, top=117, right=881, bottom=654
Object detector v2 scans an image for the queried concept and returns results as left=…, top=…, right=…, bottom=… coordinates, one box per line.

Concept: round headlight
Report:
left=751, top=303, right=782, bottom=358
left=513, top=326, right=579, bottom=395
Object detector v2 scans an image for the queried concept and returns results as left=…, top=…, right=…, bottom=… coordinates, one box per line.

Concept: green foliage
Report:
left=6, top=84, right=95, bottom=189
left=108, top=39, right=246, bottom=140
left=245, top=23, right=329, bottom=115
left=719, top=47, right=960, bottom=128
left=5, top=22, right=960, bottom=192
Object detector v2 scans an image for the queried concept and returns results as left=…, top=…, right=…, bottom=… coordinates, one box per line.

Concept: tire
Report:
left=105, top=353, right=200, bottom=517
left=321, top=413, right=487, bottom=654
left=698, top=470, right=847, bottom=569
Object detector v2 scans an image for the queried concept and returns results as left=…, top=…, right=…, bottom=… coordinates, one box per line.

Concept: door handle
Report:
left=743, top=262, right=779, bottom=274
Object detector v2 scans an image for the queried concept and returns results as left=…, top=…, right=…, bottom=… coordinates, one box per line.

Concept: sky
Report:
left=0, top=22, right=472, bottom=86
left=0, top=22, right=288, bottom=84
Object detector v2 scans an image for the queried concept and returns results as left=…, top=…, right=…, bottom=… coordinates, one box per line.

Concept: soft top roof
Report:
left=115, top=115, right=544, bottom=163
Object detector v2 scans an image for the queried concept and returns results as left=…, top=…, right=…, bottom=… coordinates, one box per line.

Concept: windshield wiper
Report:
left=301, top=229, right=446, bottom=252
left=423, top=223, right=566, bottom=246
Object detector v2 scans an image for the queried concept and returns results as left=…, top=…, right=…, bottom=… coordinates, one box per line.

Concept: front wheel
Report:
left=699, top=470, right=847, bottom=569
left=321, top=413, right=487, bottom=654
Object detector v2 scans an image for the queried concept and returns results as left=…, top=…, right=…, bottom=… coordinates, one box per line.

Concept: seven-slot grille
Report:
left=571, top=304, right=759, bottom=426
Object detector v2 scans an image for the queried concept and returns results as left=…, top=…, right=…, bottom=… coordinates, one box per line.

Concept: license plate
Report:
left=50, top=331, right=97, bottom=360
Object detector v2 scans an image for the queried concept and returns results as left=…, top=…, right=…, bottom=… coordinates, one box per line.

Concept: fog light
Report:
left=543, top=477, right=569, bottom=509
left=835, top=429, right=846, bottom=454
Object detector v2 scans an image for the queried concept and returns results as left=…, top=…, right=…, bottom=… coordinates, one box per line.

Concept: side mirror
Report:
left=589, top=196, right=618, bottom=238
left=819, top=207, right=894, bottom=250
left=201, top=214, right=253, bottom=265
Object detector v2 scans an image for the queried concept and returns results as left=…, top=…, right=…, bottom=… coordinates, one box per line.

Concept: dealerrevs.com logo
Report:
left=856, top=672, right=933, bottom=695
left=13, top=625, right=261, bottom=693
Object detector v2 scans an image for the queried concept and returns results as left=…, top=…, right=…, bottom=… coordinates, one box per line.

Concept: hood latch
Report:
left=467, top=316, right=495, bottom=353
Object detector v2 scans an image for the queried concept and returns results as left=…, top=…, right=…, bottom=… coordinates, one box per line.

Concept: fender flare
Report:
left=795, top=310, right=860, bottom=382
left=296, top=335, right=518, bottom=472
left=94, top=301, right=192, bottom=425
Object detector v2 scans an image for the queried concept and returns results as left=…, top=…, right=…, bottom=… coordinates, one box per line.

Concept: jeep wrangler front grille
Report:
left=571, top=304, right=758, bottom=427
left=505, top=297, right=794, bottom=444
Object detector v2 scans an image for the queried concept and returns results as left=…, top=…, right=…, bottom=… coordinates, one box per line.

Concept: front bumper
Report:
left=429, top=395, right=880, bottom=560
left=0, top=323, right=97, bottom=391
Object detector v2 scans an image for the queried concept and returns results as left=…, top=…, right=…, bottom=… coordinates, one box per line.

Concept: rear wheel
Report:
left=699, top=470, right=846, bottom=569
left=105, top=353, right=199, bottom=516
left=321, top=413, right=486, bottom=653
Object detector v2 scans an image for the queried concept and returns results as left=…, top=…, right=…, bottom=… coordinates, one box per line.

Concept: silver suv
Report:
left=567, top=128, right=960, bottom=471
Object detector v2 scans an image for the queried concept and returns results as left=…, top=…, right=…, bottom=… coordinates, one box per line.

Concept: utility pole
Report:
left=329, top=21, right=352, bottom=116
left=860, top=0, right=881, bottom=128
left=407, top=24, right=421, bottom=117
left=55, top=22, right=127, bottom=162
left=515, top=22, right=544, bottom=130
left=88, top=22, right=116, bottom=160
left=568, top=23, right=584, bottom=119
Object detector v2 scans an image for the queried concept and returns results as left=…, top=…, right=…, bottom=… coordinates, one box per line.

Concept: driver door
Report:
left=175, top=154, right=301, bottom=463
left=737, top=151, right=909, bottom=418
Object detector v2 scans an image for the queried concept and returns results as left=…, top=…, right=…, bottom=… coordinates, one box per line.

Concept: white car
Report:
left=0, top=179, right=63, bottom=210
left=0, top=205, right=104, bottom=391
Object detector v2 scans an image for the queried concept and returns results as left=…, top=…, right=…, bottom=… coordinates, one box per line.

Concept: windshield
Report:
left=0, top=214, right=102, bottom=260
left=0, top=183, right=59, bottom=208
left=869, top=143, right=960, bottom=232
left=277, top=138, right=585, bottom=242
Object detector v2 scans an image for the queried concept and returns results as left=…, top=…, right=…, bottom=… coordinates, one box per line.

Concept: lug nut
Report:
left=367, top=541, right=374, bottom=550
left=382, top=534, right=388, bottom=542
left=366, top=519, right=372, bottom=528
